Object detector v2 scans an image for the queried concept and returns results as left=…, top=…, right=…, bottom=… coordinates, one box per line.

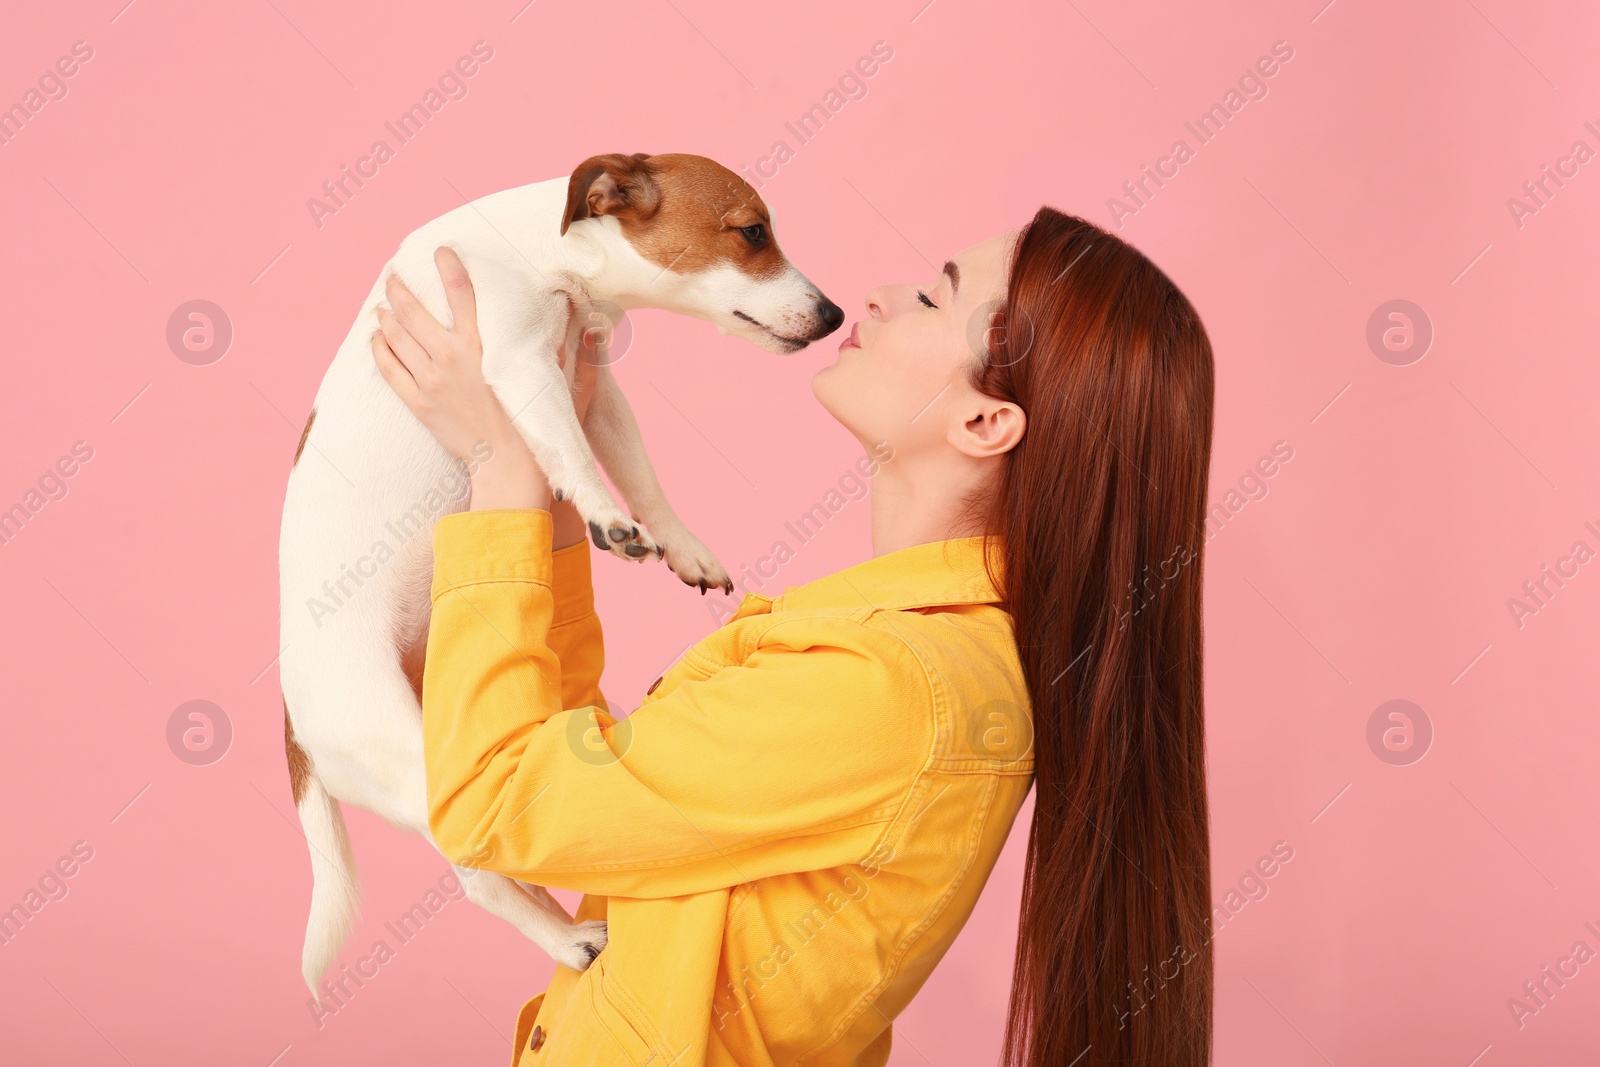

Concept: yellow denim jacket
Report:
left=423, top=509, right=1034, bottom=1066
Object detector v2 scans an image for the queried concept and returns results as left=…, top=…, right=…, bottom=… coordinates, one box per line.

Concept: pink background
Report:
left=2, top=0, right=1597, bottom=1063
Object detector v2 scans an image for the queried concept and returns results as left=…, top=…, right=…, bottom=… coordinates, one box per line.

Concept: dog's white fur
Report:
left=278, top=158, right=835, bottom=998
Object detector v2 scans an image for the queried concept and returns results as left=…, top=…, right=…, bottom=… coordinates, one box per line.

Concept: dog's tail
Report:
left=289, top=716, right=361, bottom=1002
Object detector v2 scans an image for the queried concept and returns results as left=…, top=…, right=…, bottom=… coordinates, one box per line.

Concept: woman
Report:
left=371, top=207, right=1215, bottom=1066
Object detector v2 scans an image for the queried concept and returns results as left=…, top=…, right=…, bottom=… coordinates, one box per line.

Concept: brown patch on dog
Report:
left=294, top=408, right=316, bottom=466
left=285, top=700, right=313, bottom=806
left=562, top=153, right=788, bottom=280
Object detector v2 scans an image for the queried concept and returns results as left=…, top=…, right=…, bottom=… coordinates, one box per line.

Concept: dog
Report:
left=278, top=152, right=842, bottom=998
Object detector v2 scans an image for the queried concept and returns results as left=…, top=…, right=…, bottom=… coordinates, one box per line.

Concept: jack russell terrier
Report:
left=278, top=152, right=842, bottom=998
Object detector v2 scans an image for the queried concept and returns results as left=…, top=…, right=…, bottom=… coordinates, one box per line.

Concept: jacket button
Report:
left=529, top=1024, right=544, bottom=1051
left=646, top=675, right=663, bottom=695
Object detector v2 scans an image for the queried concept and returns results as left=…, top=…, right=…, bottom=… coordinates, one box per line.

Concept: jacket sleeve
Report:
left=547, top=538, right=607, bottom=713
left=422, top=508, right=927, bottom=898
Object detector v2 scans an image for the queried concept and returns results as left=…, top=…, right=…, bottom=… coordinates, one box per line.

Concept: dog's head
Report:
left=561, top=153, right=842, bottom=353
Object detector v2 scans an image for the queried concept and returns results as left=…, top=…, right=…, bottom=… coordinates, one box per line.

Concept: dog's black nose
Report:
left=817, top=298, right=844, bottom=333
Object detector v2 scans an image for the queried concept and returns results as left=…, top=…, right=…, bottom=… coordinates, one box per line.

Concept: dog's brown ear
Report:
left=561, top=154, right=660, bottom=236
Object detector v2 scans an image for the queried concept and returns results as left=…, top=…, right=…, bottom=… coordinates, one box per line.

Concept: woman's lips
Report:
left=840, top=322, right=860, bottom=350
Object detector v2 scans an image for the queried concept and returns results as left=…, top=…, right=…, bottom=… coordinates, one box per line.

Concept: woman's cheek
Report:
left=896, top=347, right=953, bottom=413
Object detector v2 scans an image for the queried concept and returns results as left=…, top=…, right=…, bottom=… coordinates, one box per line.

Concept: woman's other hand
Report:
left=562, top=304, right=605, bottom=424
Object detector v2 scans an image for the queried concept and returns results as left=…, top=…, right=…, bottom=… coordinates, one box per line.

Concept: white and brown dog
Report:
left=278, top=152, right=841, bottom=997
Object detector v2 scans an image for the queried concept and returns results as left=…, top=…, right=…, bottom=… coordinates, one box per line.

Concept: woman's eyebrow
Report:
left=943, top=260, right=960, bottom=295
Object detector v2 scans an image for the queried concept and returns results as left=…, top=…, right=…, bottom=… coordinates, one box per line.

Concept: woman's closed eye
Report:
left=917, top=290, right=938, bottom=308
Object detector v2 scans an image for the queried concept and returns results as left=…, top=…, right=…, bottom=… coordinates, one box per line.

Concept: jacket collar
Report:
left=769, top=536, right=1004, bottom=614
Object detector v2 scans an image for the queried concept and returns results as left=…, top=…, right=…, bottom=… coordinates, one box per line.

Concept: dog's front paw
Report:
left=585, top=514, right=661, bottom=563
left=550, top=919, right=607, bottom=971
left=659, top=532, right=733, bottom=595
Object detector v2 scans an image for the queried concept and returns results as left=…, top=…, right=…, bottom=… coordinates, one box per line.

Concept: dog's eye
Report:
left=738, top=223, right=766, bottom=246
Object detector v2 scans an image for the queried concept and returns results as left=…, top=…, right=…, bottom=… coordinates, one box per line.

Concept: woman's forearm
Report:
left=467, top=427, right=588, bottom=551
left=469, top=425, right=550, bottom=513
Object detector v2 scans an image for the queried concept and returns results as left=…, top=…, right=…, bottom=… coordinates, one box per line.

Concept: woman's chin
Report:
left=809, top=363, right=852, bottom=423
left=809, top=361, right=836, bottom=400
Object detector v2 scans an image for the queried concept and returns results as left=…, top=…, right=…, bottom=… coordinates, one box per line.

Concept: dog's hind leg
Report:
left=454, top=866, right=607, bottom=970
left=301, top=648, right=607, bottom=974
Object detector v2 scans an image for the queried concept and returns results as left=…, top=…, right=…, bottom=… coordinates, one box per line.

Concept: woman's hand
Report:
left=371, top=248, right=516, bottom=461
left=370, top=247, right=545, bottom=511
left=370, top=247, right=602, bottom=528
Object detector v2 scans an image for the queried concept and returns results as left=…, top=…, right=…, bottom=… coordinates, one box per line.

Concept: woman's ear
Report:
left=950, top=398, right=1026, bottom=459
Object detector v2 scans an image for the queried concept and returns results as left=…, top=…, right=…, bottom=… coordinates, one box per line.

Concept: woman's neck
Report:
left=868, top=458, right=992, bottom=557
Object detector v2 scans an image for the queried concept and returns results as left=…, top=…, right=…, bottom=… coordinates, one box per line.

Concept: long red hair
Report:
left=972, top=208, right=1215, bottom=1065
